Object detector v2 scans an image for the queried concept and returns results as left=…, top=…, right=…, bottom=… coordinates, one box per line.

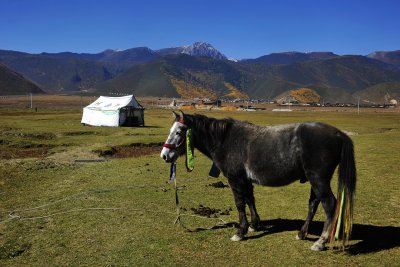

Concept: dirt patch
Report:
left=112, top=146, right=161, bottom=158
left=0, top=241, right=31, bottom=260
left=20, top=159, right=72, bottom=171
left=0, top=147, right=50, bottom=159
left=208, top=181, right=229, bottom=188
left=190, top=204, right=232, bottom=217
left=97, top=142, right=163, bottom=158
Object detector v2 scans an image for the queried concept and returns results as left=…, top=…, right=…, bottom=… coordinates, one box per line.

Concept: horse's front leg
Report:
left=228, top=177, right=251, bottom=241
left=231, top=195, right=248, bottom=241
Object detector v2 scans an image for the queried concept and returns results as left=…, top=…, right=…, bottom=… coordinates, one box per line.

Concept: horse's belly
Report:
left=258, top=175, right=296, bottom=187
left=245, top=164, right=301, bottom=187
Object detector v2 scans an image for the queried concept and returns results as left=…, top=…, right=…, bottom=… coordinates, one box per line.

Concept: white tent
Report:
left=81, top=95, right=144, bottom=127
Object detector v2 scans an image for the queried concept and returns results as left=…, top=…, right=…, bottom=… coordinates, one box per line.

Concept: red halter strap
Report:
left=163, top=121, right=188, bottom=150
left=162, top=141, right=184, bottom=149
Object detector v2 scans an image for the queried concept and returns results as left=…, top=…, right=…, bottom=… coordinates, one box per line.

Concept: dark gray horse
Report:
left=160, top=111, right=356, bottom=251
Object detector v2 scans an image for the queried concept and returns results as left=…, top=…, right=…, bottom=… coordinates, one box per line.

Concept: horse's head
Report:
left=160, top=110, right=189, bottom=163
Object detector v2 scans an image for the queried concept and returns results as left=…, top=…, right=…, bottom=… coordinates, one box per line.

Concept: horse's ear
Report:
left=172, top=110, right=185, bottom=123
left=178, top=110, right=186, bottom=124
left=172, top=110, right=179, bottom=119
left=172, top=110, right=184, bottom=123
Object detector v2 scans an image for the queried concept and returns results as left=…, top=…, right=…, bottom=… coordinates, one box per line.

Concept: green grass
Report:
left=0, top=108, right=399, bottom=266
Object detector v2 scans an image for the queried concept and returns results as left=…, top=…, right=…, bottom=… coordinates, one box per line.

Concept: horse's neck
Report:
left=192, top=131, right=212, bottom=158
left=192, top=117, right=230, bottom=158
left=191, top=125, right=211, bottom=158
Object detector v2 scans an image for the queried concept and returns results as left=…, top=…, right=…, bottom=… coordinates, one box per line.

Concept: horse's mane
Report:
left=184, top=113, right=233, bottom=155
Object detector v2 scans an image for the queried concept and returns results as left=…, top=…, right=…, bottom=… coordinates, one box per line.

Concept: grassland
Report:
left=0, top=102, right=399, bottom=266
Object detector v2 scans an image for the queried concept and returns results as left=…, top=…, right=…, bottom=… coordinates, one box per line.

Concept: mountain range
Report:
left=0, top=63, right=45, bottom=95
left=1, top=42, right=400, bottom=103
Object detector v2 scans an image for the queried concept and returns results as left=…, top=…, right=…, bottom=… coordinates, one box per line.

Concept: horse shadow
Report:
left=202, top=218, right=400, bottom=255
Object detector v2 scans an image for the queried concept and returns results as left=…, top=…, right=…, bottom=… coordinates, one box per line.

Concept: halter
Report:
left=163, top=120, right=194, bottom=172
left=162, top=121, right=188, bottom=150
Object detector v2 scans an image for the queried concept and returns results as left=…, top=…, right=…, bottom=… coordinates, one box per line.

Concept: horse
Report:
left=160, top=111, right=356, bottom=251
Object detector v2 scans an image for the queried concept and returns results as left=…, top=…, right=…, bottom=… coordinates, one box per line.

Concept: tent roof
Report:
left=84, top=95, right=143, bottom=111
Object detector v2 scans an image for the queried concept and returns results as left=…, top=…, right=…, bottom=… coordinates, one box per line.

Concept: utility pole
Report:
left=30, top=93, right=33, bottom=109
left=80, top=87, right=83, bottom=109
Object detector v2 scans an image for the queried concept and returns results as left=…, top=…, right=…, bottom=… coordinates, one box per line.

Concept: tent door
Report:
left=120, top=108, right=143, bottom=127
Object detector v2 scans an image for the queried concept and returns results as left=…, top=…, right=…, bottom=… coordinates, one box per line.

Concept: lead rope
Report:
left=173, top=129, right=191, bottom=224
left=172, top=163, right=181, bottom=225
left=170, top=162, right=181, bottom=225
left=169, top=161, right=233, bottom=232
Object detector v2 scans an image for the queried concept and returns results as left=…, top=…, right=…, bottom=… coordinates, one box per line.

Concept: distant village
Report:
left=157, top=96, right=398, bottom=111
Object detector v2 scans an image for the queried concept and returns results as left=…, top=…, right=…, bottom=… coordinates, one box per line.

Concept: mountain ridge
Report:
left=242, top=51, right=339, bottom=65
left=94, top=53, right=400, bottom=103
left=367, top=50, right=400, bottom=67
left=0, top=43, right=399, bottom=103
left=0, top=63, right=45, bottom=95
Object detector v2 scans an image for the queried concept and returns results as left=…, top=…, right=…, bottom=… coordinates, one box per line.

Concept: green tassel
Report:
left=186, top=129, right=194, bottom=171
left=335, top=189, right=345, bottom=240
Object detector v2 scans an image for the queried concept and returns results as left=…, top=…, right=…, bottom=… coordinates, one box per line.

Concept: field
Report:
left=0, top=97, right=399, bottom=266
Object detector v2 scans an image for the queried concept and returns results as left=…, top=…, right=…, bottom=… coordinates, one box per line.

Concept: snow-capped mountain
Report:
left=181, top=42, right=227, bottom=60
left=156, top=42, right=227, bottom=60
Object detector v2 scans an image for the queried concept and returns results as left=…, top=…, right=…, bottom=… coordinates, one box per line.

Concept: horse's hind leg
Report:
left=297, top=188, right=320, bottom=240
left=309, top=178, right=336, bottom=251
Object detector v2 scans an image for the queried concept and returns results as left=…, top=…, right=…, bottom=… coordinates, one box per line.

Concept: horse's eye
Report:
left=176, top=131, right=181, bottom=135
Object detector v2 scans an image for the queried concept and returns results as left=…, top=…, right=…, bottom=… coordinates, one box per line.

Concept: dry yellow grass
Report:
left=171, top=79, right=217, bottom=99
left=219, top=106, right=238, bottom=111
left=290, top=88, right=321, bottom=103
left=224, top=82, right=249, bottom=99
left=180, top=105, right=196, bottom=110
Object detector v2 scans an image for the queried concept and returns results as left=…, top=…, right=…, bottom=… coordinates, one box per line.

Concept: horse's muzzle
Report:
left=160, top=147, right=178, bottom=163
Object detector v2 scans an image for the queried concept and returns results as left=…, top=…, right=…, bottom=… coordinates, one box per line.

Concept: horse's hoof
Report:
left=296, top=232, right=306, bottom=240
left=248, top=226, right=256, bottom=232
left=310, top=242, right=326, bottom=251
left=230, top=234, right=243, bottom=241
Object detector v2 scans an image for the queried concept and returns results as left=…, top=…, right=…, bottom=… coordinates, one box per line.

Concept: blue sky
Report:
left=1, top=0, right=399, bottom=59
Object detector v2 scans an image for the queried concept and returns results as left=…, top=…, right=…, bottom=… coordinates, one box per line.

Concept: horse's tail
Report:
left=330, top=133, right=356, bottom=249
